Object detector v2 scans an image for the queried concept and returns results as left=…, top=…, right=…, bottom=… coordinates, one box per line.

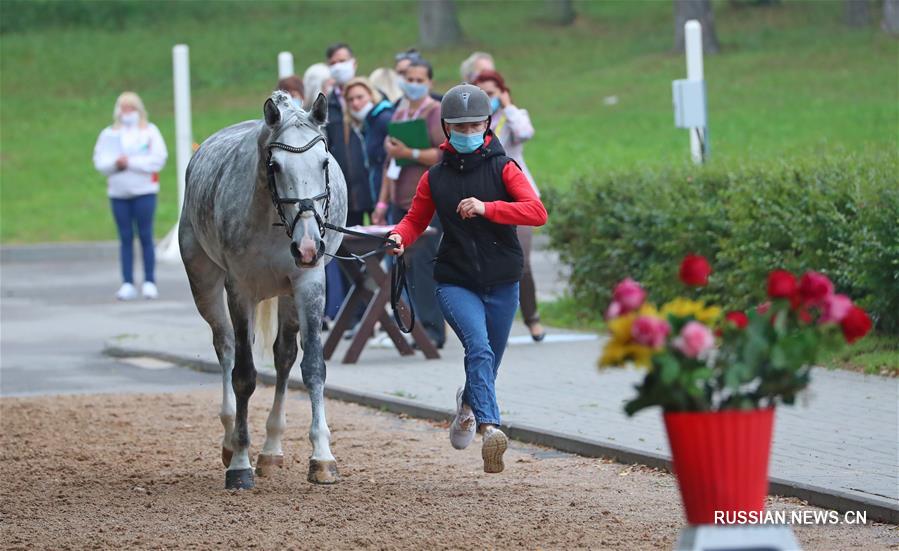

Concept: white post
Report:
left=278, top=51, right=294, bottom=78
left=156, top=44, right=193, bottom=263
left=685, top=20, right=705, bottom=165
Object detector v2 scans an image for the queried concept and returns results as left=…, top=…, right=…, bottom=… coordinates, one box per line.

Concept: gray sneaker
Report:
left=449, top=387, right=476, bottom=450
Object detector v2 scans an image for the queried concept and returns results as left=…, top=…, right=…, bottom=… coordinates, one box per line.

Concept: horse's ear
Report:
left=309, top=93, right=328, bottom=127
left=263, top=98, right=281, bottom=127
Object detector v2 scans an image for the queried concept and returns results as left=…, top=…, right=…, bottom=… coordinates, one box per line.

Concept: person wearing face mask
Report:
left=324, top=42, right=357, bottom=123
left=373, top=57, right=447, bottom=349
left=473, top=70, right=544, bottom=342
left=344, top=77, right=395, bottom=209
left=277, top=75, right=304, bottom=109
left=393, top=49, right=443, bottom=104
left=386, top=84, right=547, bottom=474
left=92, top=91, right=168, bottom=301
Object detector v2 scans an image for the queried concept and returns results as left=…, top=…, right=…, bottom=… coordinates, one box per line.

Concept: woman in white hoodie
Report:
left=474, top=71, right=546, bottom=342
left=92, top=92, right=168, bottom=300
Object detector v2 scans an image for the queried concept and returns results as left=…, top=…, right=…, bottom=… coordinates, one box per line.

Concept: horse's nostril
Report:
left=290, top=242, right=301, bottom=260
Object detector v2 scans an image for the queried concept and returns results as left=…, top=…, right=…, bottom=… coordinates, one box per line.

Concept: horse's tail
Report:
left=254, top=298, right=279, bottom=363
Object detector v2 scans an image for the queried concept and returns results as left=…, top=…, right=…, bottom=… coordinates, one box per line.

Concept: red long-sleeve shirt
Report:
left=392, top=142, right=548, bottom=248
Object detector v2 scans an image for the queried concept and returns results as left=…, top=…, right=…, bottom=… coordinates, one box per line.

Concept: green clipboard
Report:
left=388, top=119, right=430, bottom=167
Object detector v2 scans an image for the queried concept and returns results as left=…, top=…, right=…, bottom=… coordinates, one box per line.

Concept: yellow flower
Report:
left=661, top=297, right=721, bottom=324
left=607, top=313, right=637, bottom=343
left=598, top=342, right=654, bottom=369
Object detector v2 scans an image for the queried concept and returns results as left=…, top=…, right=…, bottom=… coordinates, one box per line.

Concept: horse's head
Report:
left=263, top=91, right=330, bottom=268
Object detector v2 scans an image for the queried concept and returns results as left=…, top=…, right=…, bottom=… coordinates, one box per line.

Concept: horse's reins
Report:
left=265, top=130, right=415, bottom=333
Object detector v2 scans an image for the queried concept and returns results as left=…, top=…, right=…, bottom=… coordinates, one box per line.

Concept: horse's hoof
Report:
left=255, top=454, right=284, bottom=477
left=307, top=459, right=339, bottom=484
left=225, top=468, right=255, bottom=490
left=221, top=447, right=233, bottom=468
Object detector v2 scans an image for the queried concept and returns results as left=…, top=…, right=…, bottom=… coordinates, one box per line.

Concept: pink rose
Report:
left=798, top=271, right=834, bottom=306
left=605, top=301, right=623, bottom=320
left=631, top=316, right=671, bottom=349
left=819, top=294, right=852, bottom=324
left=673, top=321, right=715, bottom=359
left=613, top=278, right=646, bottom=314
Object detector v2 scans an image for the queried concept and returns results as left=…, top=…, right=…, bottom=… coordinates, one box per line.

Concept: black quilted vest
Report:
left=427, top=134, right=524, bottom=290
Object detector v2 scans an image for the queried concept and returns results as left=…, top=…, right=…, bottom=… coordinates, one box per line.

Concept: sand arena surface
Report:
left=1, top=388, right=895, bottom=550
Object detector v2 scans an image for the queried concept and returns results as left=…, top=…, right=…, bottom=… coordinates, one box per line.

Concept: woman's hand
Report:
left=385, top=137, right=411, bottom=160
left=499, top=90, right=512, bottom=108
left=115, top=155, right=128, bottom=171
left=457, top=197, right=485, bottom=220
left=386, top=233, right=405, bottom=256
left=372, top=203, right=388, bottom=225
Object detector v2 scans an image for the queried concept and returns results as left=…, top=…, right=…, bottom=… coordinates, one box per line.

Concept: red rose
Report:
left=679, top=255, right=712, bottom=287
left=725, top=311, right=748, bottom=329
left=767, top=270, right=797, bottom=299
left=798, top=271, right=834, bottom=306
left=841, top=306, right=872, bottom=344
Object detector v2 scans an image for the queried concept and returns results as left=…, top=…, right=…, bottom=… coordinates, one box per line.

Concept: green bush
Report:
left=545, top=153, right=899, bottom=334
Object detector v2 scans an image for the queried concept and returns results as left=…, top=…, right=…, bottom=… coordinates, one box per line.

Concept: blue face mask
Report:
left=490, top=97, right=501, bottom=114
left=291, top=97, right=303, bottom=109
left=401, top=80, right=429, bottom=101
left=449, top=130, right=485, bottom=154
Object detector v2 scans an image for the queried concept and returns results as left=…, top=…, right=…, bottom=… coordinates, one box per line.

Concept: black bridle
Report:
left=265, top=134, right=331, bottom=241
left=264, top=131, right=414, bottom=333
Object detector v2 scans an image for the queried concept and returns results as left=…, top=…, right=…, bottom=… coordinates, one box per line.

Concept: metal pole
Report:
left=278, top=51, right=294, bottom=78
left=156, top=44, right=192, bottom=262
left=172, top=44, right=192, bottom=219
left=685, top=20, right=705, bottom=164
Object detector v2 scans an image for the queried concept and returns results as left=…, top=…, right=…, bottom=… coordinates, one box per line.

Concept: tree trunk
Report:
left=673, top=0, right=720, bottom=54
left=843, top=0, right=870, bottom=27
left=419, top=0, right=463, bottom=49
left=545, top=0, right=576, bottom=25
left=883, top=0, right=899, bottom=34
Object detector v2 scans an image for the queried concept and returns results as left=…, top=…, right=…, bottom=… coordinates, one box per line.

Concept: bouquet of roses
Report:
left=599, top=255, right=872, bottom=415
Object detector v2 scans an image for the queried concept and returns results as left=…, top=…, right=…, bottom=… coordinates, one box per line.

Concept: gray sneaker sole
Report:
left=481, top=430, right=508, bottom=473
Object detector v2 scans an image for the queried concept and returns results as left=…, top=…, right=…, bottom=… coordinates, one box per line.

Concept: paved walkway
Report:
left=2, top=240, right=897, bottom=523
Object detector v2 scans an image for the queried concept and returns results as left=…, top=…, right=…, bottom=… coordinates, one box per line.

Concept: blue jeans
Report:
left=435, top=281, right=519, bottom=427
left=110, top=194, right=156, bottom=284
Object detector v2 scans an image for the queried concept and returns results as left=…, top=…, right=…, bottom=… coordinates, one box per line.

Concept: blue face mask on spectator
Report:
left=490, top=97, right=501, bottom=114
left=450, top=130, right=485, bottom=153
left=401, top=80, right=429, bottom=101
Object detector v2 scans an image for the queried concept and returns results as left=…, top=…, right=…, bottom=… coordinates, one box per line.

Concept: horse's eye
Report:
left=271, top=162, right=281, bottom=173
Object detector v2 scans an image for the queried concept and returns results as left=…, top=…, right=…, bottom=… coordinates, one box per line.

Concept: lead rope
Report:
left=390, top=254, right=414, bottom=334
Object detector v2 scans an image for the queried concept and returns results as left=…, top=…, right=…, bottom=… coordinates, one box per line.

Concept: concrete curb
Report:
left=103, top=343, right=898, bottom=525
left=1, top=241, right=121, bottom=263
left=1, top=235, right=551, bottom=264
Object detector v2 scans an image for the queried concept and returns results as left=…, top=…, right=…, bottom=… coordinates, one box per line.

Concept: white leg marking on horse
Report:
left=220, top=363, right=236, bottom=451
left=228, top=446, right=252, bottom=471
left=309, top=392, right=334, bottom=462
left=261, top=388, right=287, bottom=456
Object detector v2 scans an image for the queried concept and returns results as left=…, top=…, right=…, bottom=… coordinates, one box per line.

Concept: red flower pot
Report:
left=663, top=408, right=774, bottom=525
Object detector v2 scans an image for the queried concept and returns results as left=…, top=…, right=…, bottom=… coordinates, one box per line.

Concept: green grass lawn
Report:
left=1, top=0, right=896, bottom=243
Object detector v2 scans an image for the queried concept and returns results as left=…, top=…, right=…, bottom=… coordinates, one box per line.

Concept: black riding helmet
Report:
left=440, top=83, right=492, bottom=139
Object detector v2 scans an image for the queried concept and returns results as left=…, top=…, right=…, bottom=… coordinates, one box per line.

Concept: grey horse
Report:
left=179, top=91, right=348, bottom=490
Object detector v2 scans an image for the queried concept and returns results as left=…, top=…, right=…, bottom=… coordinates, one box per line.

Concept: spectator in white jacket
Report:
left=474, top=70, right=545, bottom=342
left=92, top=91, right=168, bottom=301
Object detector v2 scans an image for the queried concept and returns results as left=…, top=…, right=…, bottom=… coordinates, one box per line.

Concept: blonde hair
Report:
left=303, top=63, right=333, bottom=110
left=460, top=52, right=494, bottom=82
left=342, top=77, right=382, bottom=128
left=113, top=91, right=148, bottom=129
left=369, top=67, right=402, bottom=103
